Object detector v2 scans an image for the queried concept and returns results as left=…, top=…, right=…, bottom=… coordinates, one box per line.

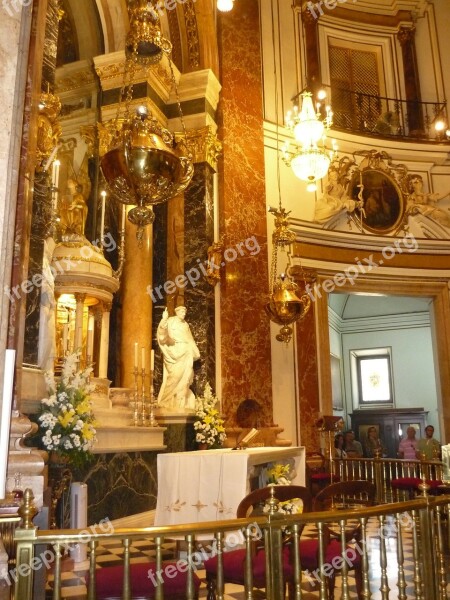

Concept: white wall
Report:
left=340, top=325, right=440, bottom=438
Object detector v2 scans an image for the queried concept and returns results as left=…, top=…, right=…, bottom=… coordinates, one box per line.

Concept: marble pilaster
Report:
left=295, top=306, right=321, bottom=451
left=184, top=163, right=216, bottom=394
left=218, top=0, right=272, bottom=426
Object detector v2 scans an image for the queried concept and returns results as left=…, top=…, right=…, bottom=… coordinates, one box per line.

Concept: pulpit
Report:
left=154, top=446, right=305, bottom=526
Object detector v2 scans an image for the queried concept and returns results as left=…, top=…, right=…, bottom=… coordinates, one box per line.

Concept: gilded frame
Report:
left=350, top=168, right=404, bottom=234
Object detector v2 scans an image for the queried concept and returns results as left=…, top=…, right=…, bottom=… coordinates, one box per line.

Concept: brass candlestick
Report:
left=140, top=367, right=147, bottom=426
left=132, top=366, right=140, bottom=426
left=148, top=368, right=159, bottom=427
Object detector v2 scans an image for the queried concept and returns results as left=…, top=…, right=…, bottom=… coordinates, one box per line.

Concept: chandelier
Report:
left=265, top=207, right=311, bottom=344
left=282, top=90, right=335, bottom=192
left=100, top=0, right=194, bottom=242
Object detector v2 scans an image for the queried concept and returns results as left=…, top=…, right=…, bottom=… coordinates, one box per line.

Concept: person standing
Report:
left=157, top=306, right=200, bottom=410
left=364, top=426, right=386, bottom=458
left=343, top=430, right=363, bottom=458
left=398, top=426, right=418, bottom=460
left=417, top=425, right=441, bottom=460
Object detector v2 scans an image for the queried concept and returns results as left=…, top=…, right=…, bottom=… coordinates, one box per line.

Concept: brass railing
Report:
left=333, top=457, right=445, bottom=503
left=10, top=489, right=450, bottom=600
left=318, top=85, right=449, bottom=143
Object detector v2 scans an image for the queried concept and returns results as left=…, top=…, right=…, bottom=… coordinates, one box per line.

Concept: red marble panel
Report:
left=218, top=0, right=272, bottom=426
left=296, top=307, right=321, bottom=451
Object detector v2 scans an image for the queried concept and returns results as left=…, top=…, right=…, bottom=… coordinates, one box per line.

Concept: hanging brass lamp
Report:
left=125, top=0, right=172, bottom=65
left=100, top=0, right=193, bottom=242
left=101, top=106, right=193, bottom=238
left=265, top=207, right=311, bottom=343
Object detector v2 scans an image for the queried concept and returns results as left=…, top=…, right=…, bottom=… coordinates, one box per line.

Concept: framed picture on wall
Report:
left=331, top=354, right=344, bottom=410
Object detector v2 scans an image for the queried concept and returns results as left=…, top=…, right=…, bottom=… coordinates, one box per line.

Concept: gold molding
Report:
left=36, top=92, right=62, bottom=168
left=178, top=126, right=222, bottom=170
left=56, top=68, right=96, bottom=93
left=183, top=0, right=200, bottom=69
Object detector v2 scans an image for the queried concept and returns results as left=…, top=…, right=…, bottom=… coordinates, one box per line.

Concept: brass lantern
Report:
left=101, top=106, right=193, bottom=239
left=125, top=0, right=172, bottom=65
left=265, top=207, right=311, bottom=343
left=100, top=0, right=193, bottom=242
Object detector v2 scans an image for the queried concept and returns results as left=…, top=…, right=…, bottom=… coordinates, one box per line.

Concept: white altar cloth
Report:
left=154, top=446, right=305, bottom=526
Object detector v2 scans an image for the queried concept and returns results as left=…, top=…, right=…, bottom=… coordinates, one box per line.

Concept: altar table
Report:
left=154, top=446, right=305, bottom=526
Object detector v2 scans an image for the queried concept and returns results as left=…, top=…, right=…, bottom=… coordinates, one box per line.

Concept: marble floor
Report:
left=44, top=516, right=449, bottom=599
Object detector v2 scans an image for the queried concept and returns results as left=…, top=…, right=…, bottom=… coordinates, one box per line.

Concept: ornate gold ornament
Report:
left=125, top=0, right=172, bottom=65
left=36, top=92, right=62, bottom=169
left=265, top=207, right=310, bottom=344
left=100, top=0, right=193, bottom=243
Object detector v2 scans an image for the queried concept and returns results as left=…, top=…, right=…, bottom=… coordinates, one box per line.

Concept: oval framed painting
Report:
left=350, top=169, right=404, bottom=233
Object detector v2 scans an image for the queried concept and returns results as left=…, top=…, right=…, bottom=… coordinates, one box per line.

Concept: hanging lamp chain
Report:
left=168, top=59, right=189, bottom=149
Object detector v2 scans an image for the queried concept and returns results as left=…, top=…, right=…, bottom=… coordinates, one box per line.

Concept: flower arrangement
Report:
left=263, top=497, right=304, bottom=515
left=38, top=353, right=97, bottom=469
left=266, top=462, right=293, bottom=485
left=193, top=382, right=226, bottom=449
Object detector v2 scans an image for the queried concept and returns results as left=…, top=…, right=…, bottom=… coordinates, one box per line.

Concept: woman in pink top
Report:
left=398, top=426, right=418, bottom=459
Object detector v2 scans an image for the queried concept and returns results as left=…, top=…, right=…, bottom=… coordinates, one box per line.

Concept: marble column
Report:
left=218, top=0, right=272, bottom=426
left=99, top=302, right=111, bottom=379
left=74, top=293, right=85, bottom=352
left=397, top=26, right=423, bottom=135
left=121, top=213, right=153, bottom=387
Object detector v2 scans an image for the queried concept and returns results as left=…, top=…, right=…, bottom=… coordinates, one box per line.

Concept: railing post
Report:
left=14, top=489, right=38, bottom=600
left=418, top=501, right=438, bottom=600
left=374, top=455, right=384, bottom=503
left=265, top=487, right=284, bottom=600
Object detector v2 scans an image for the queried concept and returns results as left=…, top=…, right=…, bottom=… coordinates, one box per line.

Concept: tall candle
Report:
left=100, top=190, right=106, bottom=244
left=150, top=349, right=154, bottom=371
left=141, top=347, right=145, bottom=370
left=121, top=204, right=126, bottom=232
left=134, top=342, right=138, bottom=369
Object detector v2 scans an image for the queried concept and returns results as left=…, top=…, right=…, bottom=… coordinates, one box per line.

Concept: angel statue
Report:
left=406, top=174, right=450, bottom=228
left=313, top=158, right=362, bottom=228
left=58, top=156, right=91, bottom=242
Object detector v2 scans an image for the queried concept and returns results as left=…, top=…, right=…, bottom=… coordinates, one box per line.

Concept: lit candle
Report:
left=150, top=349, right=154, bottom=372
left=44, top=145, right=58, bottom=172
left=134, top=342, right=138, bottom=369
left=141, top=347, right=145, bottom=371
left=100, top=190, right=106, bottom=245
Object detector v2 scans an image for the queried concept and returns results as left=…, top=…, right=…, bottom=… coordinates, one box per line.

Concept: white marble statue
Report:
left=156, top=306, right=200, bottom=411
left=313, top=168, right=361, bottom=226
left=406, top=174, right=450, bottom=227
left=38, top=236, right=56, bottom=371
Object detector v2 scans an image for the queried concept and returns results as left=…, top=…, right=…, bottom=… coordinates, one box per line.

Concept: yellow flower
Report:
left=75, top=399, right=90, bottom=415
left=58, top=409, right=75, bottom=428
left=82, top=423, right=95, bottom=440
